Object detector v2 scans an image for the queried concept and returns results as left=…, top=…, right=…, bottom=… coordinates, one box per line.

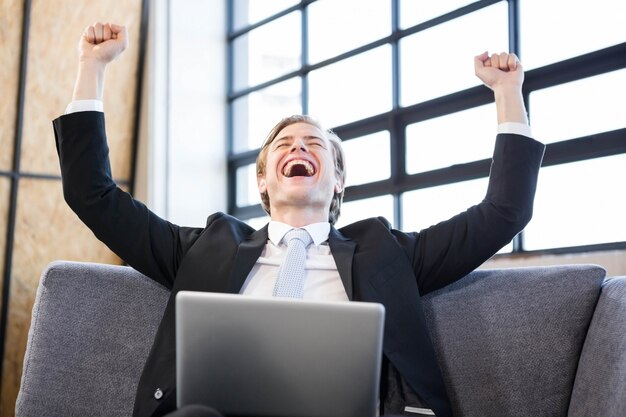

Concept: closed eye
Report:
left=273, top=139, right=290, bottom=149
left=308, top=140, right=326, bottom=148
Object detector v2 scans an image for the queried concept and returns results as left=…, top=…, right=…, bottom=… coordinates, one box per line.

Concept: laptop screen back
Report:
left=175, top=291, right=385, bottom=417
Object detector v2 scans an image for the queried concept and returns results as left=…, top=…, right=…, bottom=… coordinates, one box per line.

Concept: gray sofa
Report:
left=15, top=261, right=626, bottom=417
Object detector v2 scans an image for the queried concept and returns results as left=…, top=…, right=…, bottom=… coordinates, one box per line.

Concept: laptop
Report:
left=175, top=291, right=385, bottom=417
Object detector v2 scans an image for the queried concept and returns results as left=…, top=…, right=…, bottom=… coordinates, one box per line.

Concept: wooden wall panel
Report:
left=19, top=0, right=142, bottom=180
left=1, top=178, right=122, bottom=417
left=0, top=0, right=23, bottom=171
left=0, top=0, right=144, bottom=415
left=0, top=179, right=9, bottom=312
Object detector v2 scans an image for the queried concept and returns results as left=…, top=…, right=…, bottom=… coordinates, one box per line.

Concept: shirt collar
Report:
left=268, top=221, right=330, bottom=247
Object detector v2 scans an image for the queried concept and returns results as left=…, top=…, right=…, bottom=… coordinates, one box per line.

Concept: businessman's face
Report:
left=258, top=122, right=343, bottom=223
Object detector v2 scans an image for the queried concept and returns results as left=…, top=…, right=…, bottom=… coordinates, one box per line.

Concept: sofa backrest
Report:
left=15, top=261, right=169, bottom=417
left=17, top=261, right=611, bottom=417
left=422, top=264, right=606, bottom=417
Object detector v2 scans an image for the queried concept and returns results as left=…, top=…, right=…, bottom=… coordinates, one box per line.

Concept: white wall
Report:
left=137, top=0, right=227, bottom=226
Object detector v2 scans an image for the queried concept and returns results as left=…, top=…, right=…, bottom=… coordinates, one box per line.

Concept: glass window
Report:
left=400, top=0, right=476, bottom=28
left=232, top=11, right=301, bottom=92
left=406, top=103, right=497, bottom=174
left=236, top=164, right=260, bottom=207
left=232, top=77, right=302, bottom=152
left=308, top=0, right=391, bottom=64
left=341, top=131, right=391, bottom=187
left=402, top=178, right=488, bottom=232
left=335, top=195, right=395, bottom=229
left=402, top=178, right=513, bottom=252
left=530, top=69, right=626, bottom=144
left=524, top=154, right=626, bottom=250
left=400, top=2, right=508, bottom=106
left=245, top=215, right=271, bottom=230
left=232, top=0, right=299, bottom=31
left=228, top=0, right=626, bottom=253
left=308, top=46, right=392, bottom=128
left=521, top=0, right=626, bottom=70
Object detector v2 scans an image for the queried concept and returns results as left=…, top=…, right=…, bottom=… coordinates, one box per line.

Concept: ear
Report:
left=334, top=181, right=343, bottom=194
left=258, top=175, right=267, bottom=193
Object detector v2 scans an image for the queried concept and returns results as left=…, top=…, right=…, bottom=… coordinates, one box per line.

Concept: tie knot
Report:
left=283, top=228, right=313, bottom=248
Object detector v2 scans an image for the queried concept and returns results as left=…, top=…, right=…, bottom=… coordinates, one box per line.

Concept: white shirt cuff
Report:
left=498, top=122, right=533, bottom=138
left=65, top=99, right=104, bottom=114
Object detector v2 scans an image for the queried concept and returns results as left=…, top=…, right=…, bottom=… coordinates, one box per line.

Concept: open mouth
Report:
left=282, top=159, right=316, bottom=178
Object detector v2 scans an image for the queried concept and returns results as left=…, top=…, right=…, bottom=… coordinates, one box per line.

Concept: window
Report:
left=228, top=0, right=626, bottom=254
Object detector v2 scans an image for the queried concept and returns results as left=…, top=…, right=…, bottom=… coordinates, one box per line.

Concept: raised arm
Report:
left=403, top=52, right=544, bottom=295
left=55, top=23, right=201, bottom=288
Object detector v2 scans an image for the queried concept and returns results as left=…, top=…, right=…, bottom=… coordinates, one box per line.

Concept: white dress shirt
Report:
left=65, top=99, right=104, bottom=114
left=240, top=221, right=349, bottom=301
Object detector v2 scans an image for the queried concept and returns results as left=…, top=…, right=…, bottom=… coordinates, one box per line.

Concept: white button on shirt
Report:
left=239, top=221, right=349, bottom=302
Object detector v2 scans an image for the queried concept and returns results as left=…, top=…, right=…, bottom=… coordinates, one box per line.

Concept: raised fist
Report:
left=78, top=22, right=128, bottom=66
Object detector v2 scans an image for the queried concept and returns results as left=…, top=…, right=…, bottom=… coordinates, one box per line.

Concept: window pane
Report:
left=521, top=0, right=626, bottom=70
left=245, top=215, right=271, bottom=230
left=342, top=131, right=391, bottom=187
left=308, top=0, right=391, bottom=64
left=524, top=154, right=626, bottom=250
left=530, top=69, right=626, bottom=144
left=400, top=2, right=508, bottom=106
left=236, top=164, right=260, bottom=207
left=336, top=195, right=395, bottom=229
left=233, top=11, right=301, bottom=91
left=308, top=46, right=392, bottom=128
left=402, top=178, right=487, bottom=231
left=406, top=103, right=497, bottom=174
left=400, top=0, right=476, bottom=28
left=402, top=178, right=512, bottom=252
left=233, top=0, right=299, bottom=31
left=233, top=78, right=302, bottom=152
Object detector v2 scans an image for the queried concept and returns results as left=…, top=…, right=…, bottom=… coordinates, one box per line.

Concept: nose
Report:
left=290, top=138, right=308, bottom=152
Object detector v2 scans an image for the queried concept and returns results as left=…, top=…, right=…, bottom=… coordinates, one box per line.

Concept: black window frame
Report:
left=225, top=0, right=626, bottom=256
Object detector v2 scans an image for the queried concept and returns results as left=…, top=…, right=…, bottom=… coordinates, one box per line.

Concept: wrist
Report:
left=493, top=84, right=528, bottom=125
left=492, top=82, right=522, bottom=99
left=72, top=61, right=106, bottom=101
left=77, top=58, right=107, bottom=73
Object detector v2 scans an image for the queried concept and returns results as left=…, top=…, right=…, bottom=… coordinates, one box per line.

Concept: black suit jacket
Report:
left=53, top=111, right=545, bottom=417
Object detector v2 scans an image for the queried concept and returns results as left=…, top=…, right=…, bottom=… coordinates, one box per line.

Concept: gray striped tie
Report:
left=273, top=229, right=313, bottom=298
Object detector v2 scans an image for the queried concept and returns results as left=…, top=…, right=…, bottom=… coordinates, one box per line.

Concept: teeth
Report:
left=283, top=159, right=315, bottom=177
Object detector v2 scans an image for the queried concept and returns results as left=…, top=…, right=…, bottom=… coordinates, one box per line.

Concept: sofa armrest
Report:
left=15, top=261, right=169, bottom=417
left=568, top=276, right=626, bottom=417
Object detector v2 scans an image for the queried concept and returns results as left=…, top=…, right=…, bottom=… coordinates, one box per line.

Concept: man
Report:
left=54, top=22, right=545, bottom=417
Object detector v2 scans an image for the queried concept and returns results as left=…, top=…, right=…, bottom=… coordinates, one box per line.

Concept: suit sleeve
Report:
left=53, top=111, right=201, bottom=288
left=396, top=133, right=545, bottom=295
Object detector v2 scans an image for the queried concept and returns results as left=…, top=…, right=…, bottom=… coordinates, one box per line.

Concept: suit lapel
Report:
left=328, top=227, right=356, bottom=300
left=227, top=224, right=269, bottom=293
left=226, top=224, right=356, bottom=299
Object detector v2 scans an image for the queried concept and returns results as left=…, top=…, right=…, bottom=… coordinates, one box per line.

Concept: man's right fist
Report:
left=78, top=22, right=128, bottom=66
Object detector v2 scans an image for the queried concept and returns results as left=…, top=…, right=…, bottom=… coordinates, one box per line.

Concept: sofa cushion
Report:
left=422, top=264, right=606, bottom=417
left=567, top=276, right=626, bottom=417
left=15, top=261, right=169, bottom=417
